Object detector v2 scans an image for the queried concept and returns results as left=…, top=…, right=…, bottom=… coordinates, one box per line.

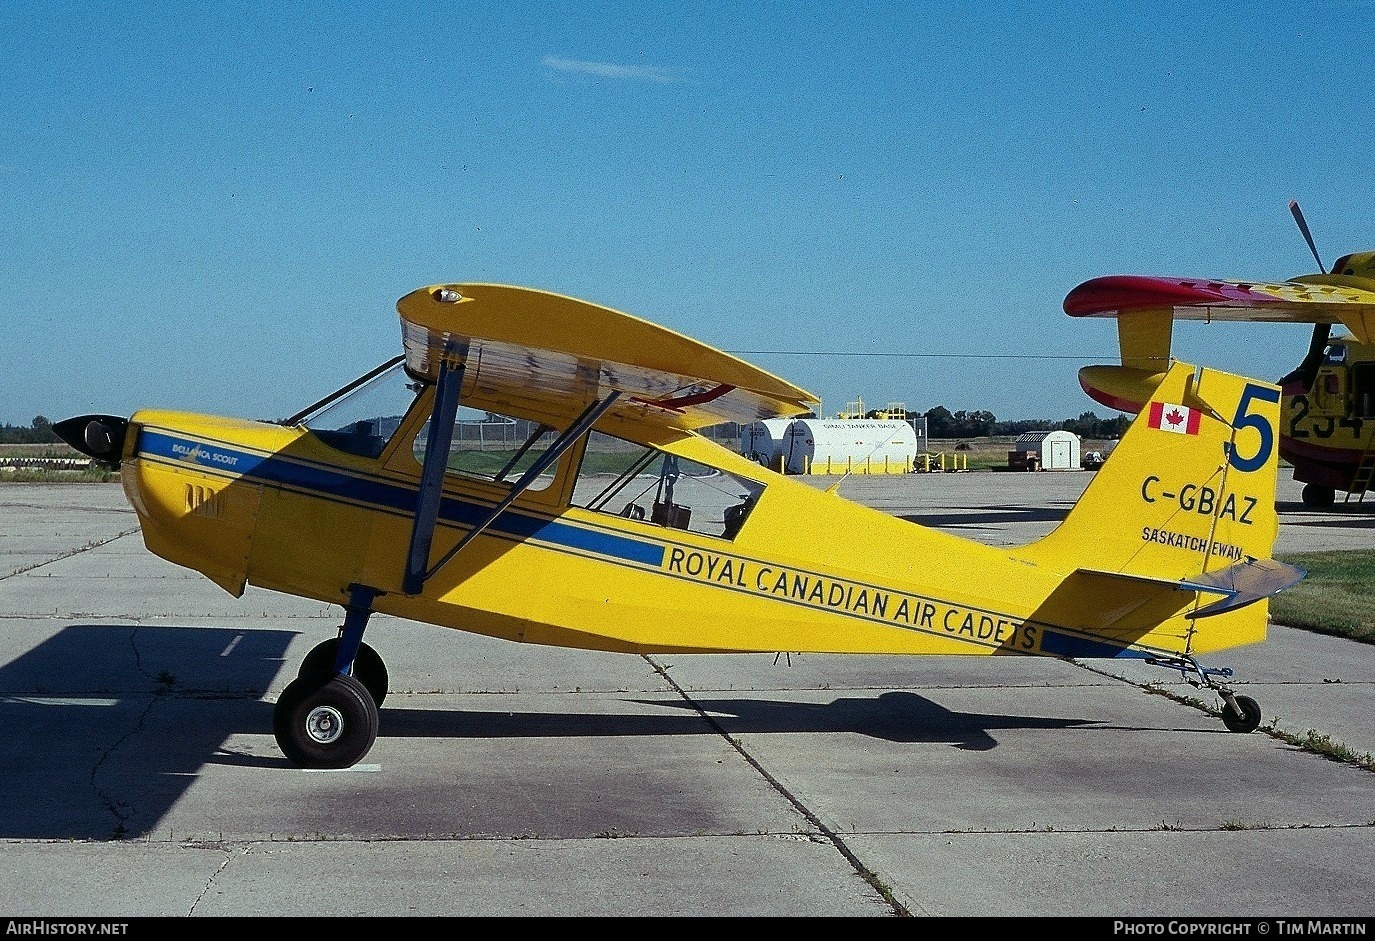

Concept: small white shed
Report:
left=1012, top=430, right=1081, bottom=471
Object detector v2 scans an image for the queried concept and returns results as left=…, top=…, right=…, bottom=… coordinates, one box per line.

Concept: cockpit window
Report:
left=414, top=407, right=563, bottom=492
left=571, top=430, right=764, bottom=540
left=295, top=358, right=421, bottom=459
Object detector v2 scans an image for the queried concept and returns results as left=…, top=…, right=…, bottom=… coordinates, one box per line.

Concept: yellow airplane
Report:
left=1065, top=202, right=1375, bottom=509
left=55, top=282, right=1303, bottom=769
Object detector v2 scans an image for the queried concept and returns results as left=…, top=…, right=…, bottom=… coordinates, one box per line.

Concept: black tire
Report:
left=1222, top=694, right=1262, bottom=734
left=297, top=638, right=389, bottom=708
left=273, top=673, right=379, bottom=769
left=1302, top=483, right=1336, bottom=509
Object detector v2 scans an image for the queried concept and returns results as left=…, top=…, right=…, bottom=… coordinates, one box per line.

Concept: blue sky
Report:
left=3, top=1, right=1371, bottom=427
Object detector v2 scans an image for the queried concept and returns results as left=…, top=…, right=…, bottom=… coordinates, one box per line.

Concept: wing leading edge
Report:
left=397, top=283, right=818, bottom=431
left=1063, top=260, right=1375, bottom=413
left=1063, top=272, right=1375, bottom=344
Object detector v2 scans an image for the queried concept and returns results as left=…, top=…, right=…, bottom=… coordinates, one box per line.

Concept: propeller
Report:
left=1286, top=199, right=1331, bottom=392
left=1289, top=198, right=1326, bottom=274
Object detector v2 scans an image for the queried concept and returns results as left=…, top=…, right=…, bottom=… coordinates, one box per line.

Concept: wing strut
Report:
left=403, top=359, right=467, bottom=595
left=403, top=387, right=623, bottom=595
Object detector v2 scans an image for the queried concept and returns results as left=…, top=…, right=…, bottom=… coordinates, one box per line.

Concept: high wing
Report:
left=1064, top=263, right=1375, bottom=345
left=398, top=283, right=818, bottom=431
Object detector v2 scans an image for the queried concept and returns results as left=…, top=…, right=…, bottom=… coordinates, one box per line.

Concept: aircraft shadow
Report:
left=0, top=623, right=293, bottom=840
left=373, top=689, right=1099, bottom=751
left=1275, top=501, right=1375, bottom=526
left=0, top=625, right=1100, bottom=839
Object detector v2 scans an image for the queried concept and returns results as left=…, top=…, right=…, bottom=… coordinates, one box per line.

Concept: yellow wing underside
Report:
left=397, top=283, right=819, bottom=431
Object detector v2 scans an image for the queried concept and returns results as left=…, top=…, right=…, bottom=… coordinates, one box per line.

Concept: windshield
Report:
left=294, top=358, right=424, bottom=459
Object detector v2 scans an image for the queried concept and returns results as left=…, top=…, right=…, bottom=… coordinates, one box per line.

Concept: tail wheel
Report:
left=1222, top=694, right=1262, bottom=733
left=273, top=673, right=379, bottom=769
left=297, top=638, right=389, bottom=708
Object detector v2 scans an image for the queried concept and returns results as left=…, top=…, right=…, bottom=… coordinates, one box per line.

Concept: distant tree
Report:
left=910, top=405, right=1130, bottom=439
left=949, top=409, right=996, bottom=437
left=992, top=418, right=1054, bottom=436
left=0, top=421, right=59, bottom=444
left=1061, top=410, right=1129, bottom=439
left=923, top=406, right=997, bottom=438
left=923, top=405, right=955, bottom=437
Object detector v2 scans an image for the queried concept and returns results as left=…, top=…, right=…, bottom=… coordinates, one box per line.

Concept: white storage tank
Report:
left=783, top=419, right=918, bottom=475
left=741, top=419, right=795, bottom=471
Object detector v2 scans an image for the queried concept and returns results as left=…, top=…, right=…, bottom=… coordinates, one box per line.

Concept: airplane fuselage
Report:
left=116, top=370, right=1272, bottom=667
left=1278, top=336, right=1375, bottom=495
left=122, top=409, right=1062, bottom=657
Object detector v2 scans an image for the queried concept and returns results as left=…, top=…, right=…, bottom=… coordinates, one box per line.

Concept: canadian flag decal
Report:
left=1148, top=401, right=1201, bottom=435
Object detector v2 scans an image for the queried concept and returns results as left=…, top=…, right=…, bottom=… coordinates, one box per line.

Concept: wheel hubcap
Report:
left=305, top=705, right=345, bottom=744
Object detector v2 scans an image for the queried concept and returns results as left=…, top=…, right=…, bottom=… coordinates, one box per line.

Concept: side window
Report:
left=572, top=431, right=764, bottom=540
left=414, top=406, right=562, bottom=492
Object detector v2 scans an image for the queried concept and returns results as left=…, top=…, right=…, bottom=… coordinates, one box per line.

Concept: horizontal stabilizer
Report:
left=1075, top=557, right=1304, bottom=621
left=1182, top=558, right=1307, bottom=619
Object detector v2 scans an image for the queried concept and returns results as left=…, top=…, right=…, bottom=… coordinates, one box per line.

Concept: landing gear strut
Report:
left=1146, top=654, right=1263, bottom=734
left=274, top=584, right=386, bottom=768
left=297, top=638, right=389, bottom=707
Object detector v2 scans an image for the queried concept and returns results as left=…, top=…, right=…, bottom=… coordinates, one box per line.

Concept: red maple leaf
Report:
left=1165, top=408, right=1184, bottom=427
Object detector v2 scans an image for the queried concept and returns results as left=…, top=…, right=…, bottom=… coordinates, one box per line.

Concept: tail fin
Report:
left=1018, top=360, right=1302, bottom=655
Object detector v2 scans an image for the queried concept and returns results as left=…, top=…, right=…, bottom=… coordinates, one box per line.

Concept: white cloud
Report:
left=542, top=56, right=679, bottom=84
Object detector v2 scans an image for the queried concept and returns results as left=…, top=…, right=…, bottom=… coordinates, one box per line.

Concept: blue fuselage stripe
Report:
left=137, top=430, right=665, bottom=567
left=1039, top=633, right=1149, bottom=660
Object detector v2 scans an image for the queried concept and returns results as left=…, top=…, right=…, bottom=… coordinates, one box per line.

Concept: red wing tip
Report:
left=1063, top=274, right=1276, bottom=316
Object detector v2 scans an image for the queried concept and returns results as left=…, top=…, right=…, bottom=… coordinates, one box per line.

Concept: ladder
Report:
left=1345, top=431, right=1375, bottom=504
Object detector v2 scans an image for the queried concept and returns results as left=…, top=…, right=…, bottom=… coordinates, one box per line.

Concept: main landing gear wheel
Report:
left=297, top=638, right=389, bottom=707
left=273, top=673, right=379, bottom=769
left=1221, top=694, right=1262, bottom=734
left=1302, top=483, right=1336, bottom=509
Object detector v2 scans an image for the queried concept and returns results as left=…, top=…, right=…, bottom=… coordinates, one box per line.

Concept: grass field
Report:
left=0, top=443, right=118, bottom=482
left=1272, top=550, right=1375, bottom=644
